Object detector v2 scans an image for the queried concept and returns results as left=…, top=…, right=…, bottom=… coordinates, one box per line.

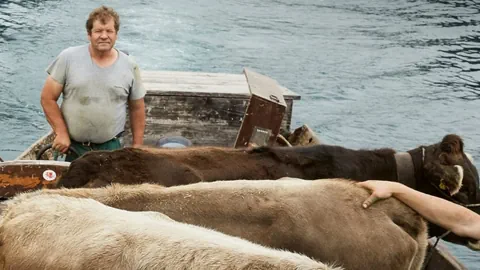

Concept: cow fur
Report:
left=38, top=179, right=428, bottom=270
left=55, top=134, right=479, bottom=248
left=57, top=135, right=478, bottom=206
left=0, top=193, right=340, bottom=270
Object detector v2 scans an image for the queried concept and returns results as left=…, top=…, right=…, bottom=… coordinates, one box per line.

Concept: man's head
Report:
left=86, top=6, right=120, bottom=53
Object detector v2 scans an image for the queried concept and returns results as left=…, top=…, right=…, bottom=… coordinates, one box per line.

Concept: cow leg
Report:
left=409, top=229, right=428, bottom=270
left=388, top=223, right=427, bottom=270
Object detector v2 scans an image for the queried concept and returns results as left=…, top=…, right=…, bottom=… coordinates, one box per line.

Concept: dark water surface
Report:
left=0, top=0, right=479, bottom=268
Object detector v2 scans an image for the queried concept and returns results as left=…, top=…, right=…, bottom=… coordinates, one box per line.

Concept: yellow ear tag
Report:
left=439, top=180, right=447, bottom=190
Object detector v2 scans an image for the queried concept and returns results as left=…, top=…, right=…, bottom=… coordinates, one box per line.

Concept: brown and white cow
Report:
left=0, top=192, right=339, bottom=270
left=39, top=178, right=430, bottom=270
left=56, top=134, right=480, bottom=247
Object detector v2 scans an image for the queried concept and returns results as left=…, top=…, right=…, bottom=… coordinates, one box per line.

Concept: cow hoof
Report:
left=468, top=240, right=480, bottom=251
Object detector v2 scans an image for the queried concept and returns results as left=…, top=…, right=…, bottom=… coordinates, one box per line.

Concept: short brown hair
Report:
left=86, top=5, right=120, bottom=34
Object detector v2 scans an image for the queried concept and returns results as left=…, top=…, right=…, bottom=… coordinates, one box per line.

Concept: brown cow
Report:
left=56, top=134, right=480, bottom=247
left=40, top=178, right=429, bottom=270
left=0, top=192, right=339, bottom=270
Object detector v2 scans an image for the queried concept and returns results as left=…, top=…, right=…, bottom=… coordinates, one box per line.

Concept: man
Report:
left=40, top=5, right=145, bottom=161
left=358, top=180, right=480, bottom=242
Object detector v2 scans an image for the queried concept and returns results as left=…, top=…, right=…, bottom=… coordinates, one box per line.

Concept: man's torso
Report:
left=58, top=44, right=135, bottom=143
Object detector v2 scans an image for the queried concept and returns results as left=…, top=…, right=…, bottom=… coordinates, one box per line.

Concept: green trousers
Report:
left=65, top=138, right=122, bottom=162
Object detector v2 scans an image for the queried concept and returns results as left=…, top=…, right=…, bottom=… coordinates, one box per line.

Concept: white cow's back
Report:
left=0, top=194, right=340, bottom=270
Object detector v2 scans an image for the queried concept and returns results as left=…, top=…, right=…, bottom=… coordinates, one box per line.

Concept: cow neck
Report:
left=394, top=150, right=420, bottom=189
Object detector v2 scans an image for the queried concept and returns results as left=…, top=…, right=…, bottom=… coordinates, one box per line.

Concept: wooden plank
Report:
left=124, top=93, right=295, bottom=147
left=0, top=160, right=70, bottom=197
left=244, top=68, right=287, bottom=107
left=142, top=73, right=246, bottom=82
left=144, top=83, right=250, bottom=97
left=141, top=70, right=246, bottom=80
left=143, top=95, right=247, bottom=126
left=279, top=85, right=301, bottom=100
left=148, top=125, right=239, bottom=147
left=423, top=240, right=467, bottom=270
left=281, top=99, right=293, bottom=131
left=124, top=124, right=240, bottom=147
left=143, top=76, right=247, bottom=86
left=142, top=69, right=300, bottom=100
left=124, top=95, right=248, bottom=147
left=15, top=131, right=55, bottom=160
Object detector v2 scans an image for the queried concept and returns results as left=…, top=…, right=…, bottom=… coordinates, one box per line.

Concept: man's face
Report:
left=88, top=18, right=117, bottom=52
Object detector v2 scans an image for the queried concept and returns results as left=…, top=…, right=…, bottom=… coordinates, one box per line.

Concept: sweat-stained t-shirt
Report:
left=46, top=44, right=146, bottom=144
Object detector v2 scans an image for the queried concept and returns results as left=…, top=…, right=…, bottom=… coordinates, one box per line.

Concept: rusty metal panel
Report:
left=234, top=68, right=287, bottom=148
left=234, top=95, right=286, bottom=148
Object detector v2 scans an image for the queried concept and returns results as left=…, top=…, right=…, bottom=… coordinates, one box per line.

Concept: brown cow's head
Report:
left=401, top=134, right=480, bottom=250
left=415, top=134, right=479, bottom=206
left=56, top=151, right=110, bottom=188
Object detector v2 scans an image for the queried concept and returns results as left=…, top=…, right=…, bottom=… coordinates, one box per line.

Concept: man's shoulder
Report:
left=118, top=50, right=140, bottom=70
left=58, top=44, right=89, bottom=58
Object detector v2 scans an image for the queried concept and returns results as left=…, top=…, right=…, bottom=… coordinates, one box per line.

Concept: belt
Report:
left=73, top=131, right=124, bottom=147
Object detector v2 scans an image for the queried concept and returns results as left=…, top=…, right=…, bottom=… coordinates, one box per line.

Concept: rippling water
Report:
left=0, top=0, right=479, bottom=267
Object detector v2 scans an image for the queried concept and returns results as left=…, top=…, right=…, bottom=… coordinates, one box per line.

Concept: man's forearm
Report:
left=41, top=99, right=69, bottom=136
left=393, top=183, right=479, bottom=237
left=129, top=106, right=145, bottom=146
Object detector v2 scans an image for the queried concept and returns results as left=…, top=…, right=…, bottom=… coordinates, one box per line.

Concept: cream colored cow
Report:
left=0, top=193, right=340, bottom=270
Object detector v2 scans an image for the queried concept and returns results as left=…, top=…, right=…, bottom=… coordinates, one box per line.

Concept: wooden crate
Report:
left=124, top=68, right=300, bottom=147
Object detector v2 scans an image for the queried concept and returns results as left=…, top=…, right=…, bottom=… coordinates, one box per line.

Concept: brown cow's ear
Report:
left=440, top=134, right=464, bottom=154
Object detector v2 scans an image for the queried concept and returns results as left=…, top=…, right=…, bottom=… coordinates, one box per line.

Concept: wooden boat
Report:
left=0, top=68, right=469, bottom=270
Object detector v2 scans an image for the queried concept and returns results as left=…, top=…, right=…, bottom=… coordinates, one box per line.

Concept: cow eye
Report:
left=439, top=153, right=450, bottom=165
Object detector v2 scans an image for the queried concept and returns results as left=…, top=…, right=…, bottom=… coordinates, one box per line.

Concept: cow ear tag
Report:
left=439, top=179, right=447, bottom=190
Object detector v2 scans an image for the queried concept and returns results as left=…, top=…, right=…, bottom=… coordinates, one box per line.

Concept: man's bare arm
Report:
left=357, top=181, right=480, bottom=240
left=40, top=76, right=70, bottom=153
left=128, top=98, right=145, bottom=147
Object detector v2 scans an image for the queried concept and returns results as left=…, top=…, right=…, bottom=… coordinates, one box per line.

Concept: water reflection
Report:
left=420, top=30, right=480, bottom=100
left=0, top=0, right=479, bottom=266
left=401, top=1, right=480, bottom=100
left=0, top=0, right=54, bottom=43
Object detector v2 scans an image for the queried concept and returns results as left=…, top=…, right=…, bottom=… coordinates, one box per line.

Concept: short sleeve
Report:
left=128, top=56, right=146, bottom=100
left=45, top=50, right=69, bottom=85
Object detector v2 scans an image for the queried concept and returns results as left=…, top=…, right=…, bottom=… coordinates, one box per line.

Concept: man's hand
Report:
left=52, top=132, right=71, bottom=153
left=356, top=181, right=400, bottom=209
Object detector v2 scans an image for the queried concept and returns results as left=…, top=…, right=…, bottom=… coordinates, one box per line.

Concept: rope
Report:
left=421, top=230, right=451, bottom=270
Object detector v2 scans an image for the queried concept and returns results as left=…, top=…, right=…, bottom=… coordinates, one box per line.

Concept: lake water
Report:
left=0, top=0, right=479, bottom=268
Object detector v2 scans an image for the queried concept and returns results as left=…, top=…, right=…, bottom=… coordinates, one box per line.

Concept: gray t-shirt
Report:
left=46, top=44, right=146, bottom=143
